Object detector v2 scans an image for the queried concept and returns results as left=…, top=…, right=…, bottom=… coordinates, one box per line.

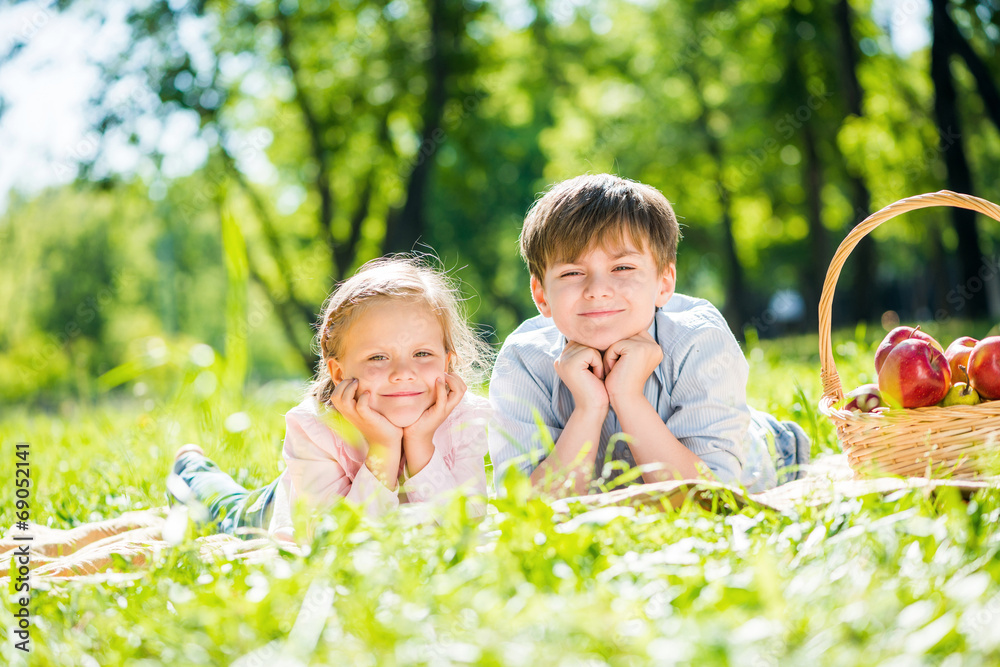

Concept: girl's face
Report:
left=327, top=301, right=450, bottom=428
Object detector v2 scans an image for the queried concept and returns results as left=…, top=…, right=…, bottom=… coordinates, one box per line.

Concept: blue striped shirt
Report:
left=489, top=293, right=752, bottom=488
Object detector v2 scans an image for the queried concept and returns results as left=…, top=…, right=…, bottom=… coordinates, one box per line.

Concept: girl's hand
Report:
left=402, top=373, right=467, bottom=446
left=330, top=378, right=403, bottom=448
left=331, top=379, right=403, bottom=488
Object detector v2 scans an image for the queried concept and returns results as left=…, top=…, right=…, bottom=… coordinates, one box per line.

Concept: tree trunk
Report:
left=707, top=131, right=747, bottom=335
left=783, top=4, right=828, bottom=331
left=247, top=264, right=315, bottom=373
left=275, top=12, right=338, bottom=275
left=833, top=0, right=878, bottom=323
left=800, top=123, right=827, bottom=330
left=383, top=0, right=450, bottom=254
left=929, top=218, right=952, bottom=316
left=686, top=64, right=747, bottom=336
left=931, top=0, right=988, bottom=318
left=942, top=6, right=1000, bottom=135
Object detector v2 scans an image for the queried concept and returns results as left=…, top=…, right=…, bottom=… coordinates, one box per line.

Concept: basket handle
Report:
left=819, top=190, right=1000, bottom=403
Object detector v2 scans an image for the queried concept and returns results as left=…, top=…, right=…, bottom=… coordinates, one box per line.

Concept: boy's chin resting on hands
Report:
left=553, top=340, right=610, bottom=411
left=556, top=331, right=663, bottom=413
left=602, top=331, right=663, bottom=410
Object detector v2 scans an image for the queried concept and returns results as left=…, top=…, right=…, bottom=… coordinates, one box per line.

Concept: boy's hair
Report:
left=519, top=173, right=681, bottom=280
left=309, top=256, right=493, bottom=404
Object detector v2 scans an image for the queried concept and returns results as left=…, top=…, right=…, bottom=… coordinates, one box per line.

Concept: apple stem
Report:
left=908, top=326, right=921, bottom=340
left=959, top=364, right=972, bottom=395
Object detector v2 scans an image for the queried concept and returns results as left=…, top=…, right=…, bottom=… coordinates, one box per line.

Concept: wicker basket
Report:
left=819, top=190, right=1000, bottom=479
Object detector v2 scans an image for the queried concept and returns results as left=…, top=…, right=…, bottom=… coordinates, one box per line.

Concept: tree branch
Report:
left=931, top=0, right=987, bottom=318
left=334, top=176, right=373, bottom=281
left=942, top=6, right=1000, bottom=136
left=219, top=150, right=317, bottom=330
left=274, top=11, right=338, bottom=273
left=332, top=112, right=390, bottom=280
left=247, top=262, right=315, bottom=374
left=686, top=64, right=747, bottom=336
left=382, top=0, right=450, bottom=254
left=832, top=0, right=878, bottom=323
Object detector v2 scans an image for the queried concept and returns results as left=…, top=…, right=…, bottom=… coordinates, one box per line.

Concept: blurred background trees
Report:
left=2, top=0, right=1000, bottom=403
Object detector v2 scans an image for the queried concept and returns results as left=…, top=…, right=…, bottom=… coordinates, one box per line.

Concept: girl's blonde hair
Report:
left=308, top=256, right=493, bottom=404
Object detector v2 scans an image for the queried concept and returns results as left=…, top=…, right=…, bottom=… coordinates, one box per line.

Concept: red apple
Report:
left=878, top=339, right=952, bottom=408
left=967, top=336, right=1000, bottom=400
left=944, top=336, right=979, bottom=381
left=844, top=384, right=886, bottom=413
left=875, top=326, right=944, bottom=374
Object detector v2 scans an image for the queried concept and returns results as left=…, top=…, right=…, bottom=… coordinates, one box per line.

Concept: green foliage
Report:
left=4, top=0, right=1000, bottom=401
left=4, top=331, right=1000, bottom=665
left=5, top=0, right=1000, bottom=660
left=221, top=205, right=250, bottom=394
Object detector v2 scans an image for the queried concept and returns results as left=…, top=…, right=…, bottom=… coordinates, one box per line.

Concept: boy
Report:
left=489, top=174, right=808, bottom=496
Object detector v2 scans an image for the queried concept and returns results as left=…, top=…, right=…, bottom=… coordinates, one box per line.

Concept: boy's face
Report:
left=530, top=240, right=676, bottom=352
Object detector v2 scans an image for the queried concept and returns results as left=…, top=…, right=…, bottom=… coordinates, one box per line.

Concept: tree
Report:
left=833, top=0, right=878, bottom=323
left=82, top=0, right=490, bottom=368
left=931, top=0, right=989, bottom=318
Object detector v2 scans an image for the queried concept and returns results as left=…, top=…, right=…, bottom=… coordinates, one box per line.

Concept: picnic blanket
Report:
left=0, top=507, right=302, bottom=584
left=551, top=454, right=998, bottom=515
left=3, top=455, right=996, bottom=584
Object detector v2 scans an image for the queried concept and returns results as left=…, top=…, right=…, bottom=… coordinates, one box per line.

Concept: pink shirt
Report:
left=268, top=392, right=491, bottom=537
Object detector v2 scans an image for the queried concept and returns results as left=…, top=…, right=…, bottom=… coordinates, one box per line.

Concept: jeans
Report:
left=172, top=452, right=280, bottom=539
left=740, top=408, right=812, bottom=492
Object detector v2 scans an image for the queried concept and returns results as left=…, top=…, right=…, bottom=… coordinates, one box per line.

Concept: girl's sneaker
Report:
left=166, top=444, right=205, bottom=507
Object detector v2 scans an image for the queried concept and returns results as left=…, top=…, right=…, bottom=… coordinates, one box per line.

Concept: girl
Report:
left=169, top=257, right=494, bottom=542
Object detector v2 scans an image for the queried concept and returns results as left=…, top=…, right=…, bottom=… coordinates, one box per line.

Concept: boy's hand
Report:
left=330, top=378, right=403, bottom=451
left=402, top=373, right=466, bottom=446
left=555, top=342, right=610, bottom=412
left=603, top=331, right=663, bottom=410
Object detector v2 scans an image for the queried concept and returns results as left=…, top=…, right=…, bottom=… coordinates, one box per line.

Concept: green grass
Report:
left=3, top=326, right=1000, bottom=665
